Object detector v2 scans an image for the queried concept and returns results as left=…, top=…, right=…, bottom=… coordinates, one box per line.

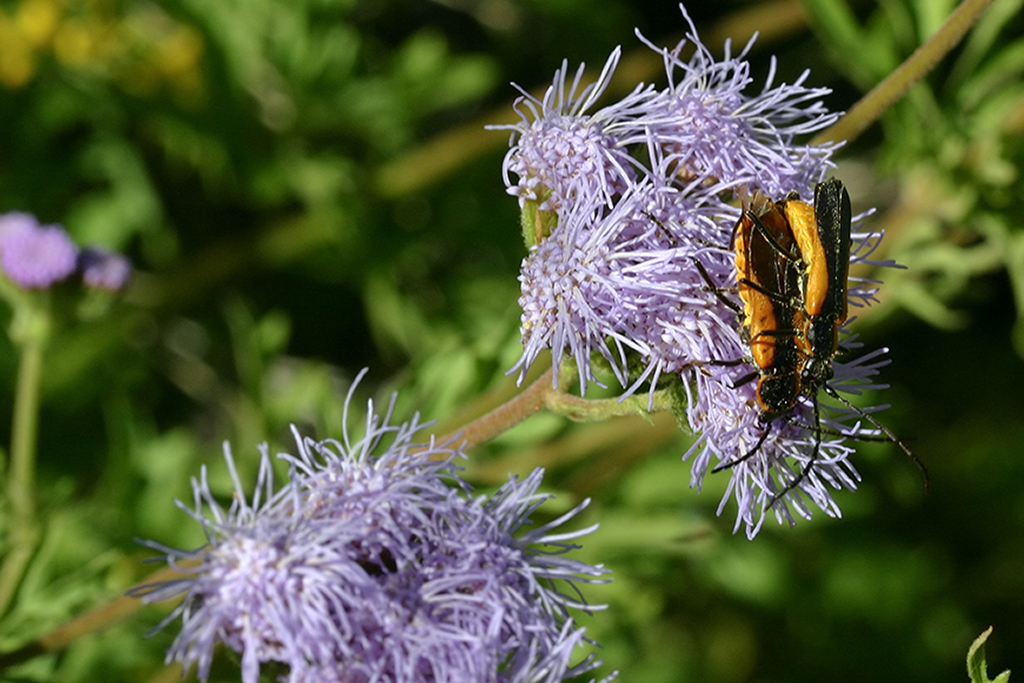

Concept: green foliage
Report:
left=810, top=0, right=1024, bottom=346
left=0, top=0, right=1021, bottom=681
left=968, top=627, right=1011, bottom=683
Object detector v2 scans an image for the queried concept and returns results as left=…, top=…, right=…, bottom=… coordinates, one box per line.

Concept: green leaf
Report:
left=967, top=627, right=1011, bottom=683
left=802, top=0, right=887, bottom=87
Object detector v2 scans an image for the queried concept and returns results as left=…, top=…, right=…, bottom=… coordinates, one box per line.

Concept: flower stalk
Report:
left=0, top=301, right=50, bottom=617
left=433, top=363, right=674, bottom=454
left=812, top=0, right=995, bottom=146
left=0, top=212, right=131, bottom=617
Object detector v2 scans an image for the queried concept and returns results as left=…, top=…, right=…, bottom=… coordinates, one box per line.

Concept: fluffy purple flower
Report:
left=514, top=183, right=659, bottom=393
left=665, top=212, right=910, bottom=536
left=613, top=198, right=900, bottom=536
left=636, top=6, right=840, bottom=201
left=79, top=247, right=132, bottom=291
left=536, top=183, right=866, bottom=535
left=492, top=46, right=658, bottom=225
left=514, top=174, right=738, bottom=396
left=136, top=373, right=609, bottom=682
left=0, top=212, right=37, bottom=242
left=499, top=3, right=913, bottom=535
left=0, top=213, right=78, bottom=289
left=505, top=7, right=843, bottom=402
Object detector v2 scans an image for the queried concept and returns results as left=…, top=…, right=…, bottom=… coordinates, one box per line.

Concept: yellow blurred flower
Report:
left=16, top=0, right=61, bottom=47
left=54, top=18, right=108, bottom=69
left=156, top=26, right=202, bottom=80
left=0, top=14, right=37, bottom=87
left=3, top=0, right=204, bottom=101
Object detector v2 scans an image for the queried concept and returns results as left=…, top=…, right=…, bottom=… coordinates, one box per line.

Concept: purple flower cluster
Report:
left=78, top=247, right=133, bottom=291
left=496, top=5, right=899, bottom=535
left=0, top=212, right=131, bottom=291
left=137, top=373, right=609, bottom=683
left=0, top=213, right=78, bottom=289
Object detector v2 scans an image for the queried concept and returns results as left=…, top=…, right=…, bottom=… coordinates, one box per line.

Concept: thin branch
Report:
left=813, top=0, right=994, bottom=146
left=0, top=565, right=188, bottom=671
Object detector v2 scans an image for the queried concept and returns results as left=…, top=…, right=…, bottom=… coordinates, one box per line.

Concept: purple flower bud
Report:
left=0, top=213, right=78, bottom=289
left=0, top=212, right=38, bottom=242
left=78, top=247, right=133, bottom=291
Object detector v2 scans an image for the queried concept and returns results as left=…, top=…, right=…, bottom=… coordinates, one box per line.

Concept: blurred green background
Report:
left=0, top=0, right=1021, bottom=680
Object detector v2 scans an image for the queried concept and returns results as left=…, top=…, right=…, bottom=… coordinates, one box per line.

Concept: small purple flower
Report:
left=0, top=212, right=38, bottom=242
left=79, top=247, right=132, bottom=291
left=514, top=176, right=747, bottom=400
left=492, top=46, right=658, bottom=226
left=636, top=6, right=840, bottom=201
left=665, top=215, right=907, bottom=537
left=0, top=213, right=78, bottom=289
left=136, top=372, right=609, bottom=682
left=514, top=185, right=656, bottom=393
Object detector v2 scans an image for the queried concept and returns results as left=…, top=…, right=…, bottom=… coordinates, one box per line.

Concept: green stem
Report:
left=812, top=0, right=994, bottom=146
left=0, top=307, right=48, bottom=617
left=545, top=389, right=673, bottom=421
left=432, top=367, right=558, bottom=453
left=433, top=363, right=673, bottom=453
left=10, top=333, right=42, bottom=524
left=0, top=563, right=193, bottom=671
